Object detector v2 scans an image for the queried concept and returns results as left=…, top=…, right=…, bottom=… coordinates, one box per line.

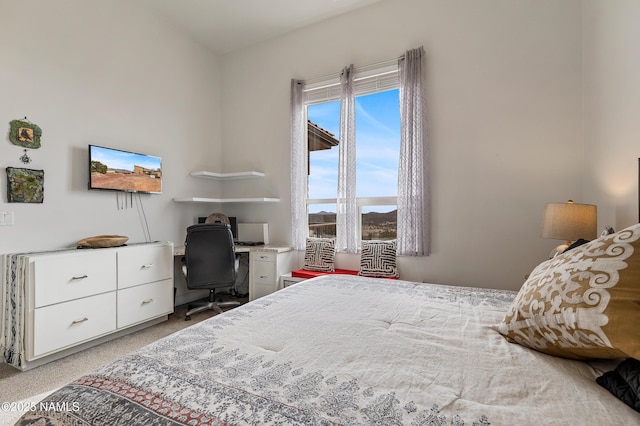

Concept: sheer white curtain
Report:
left=290, top=79, right=307, bottom=251
left=397, top=47, right=430, bottom=256
left=336, top=65, right=358, bottom=253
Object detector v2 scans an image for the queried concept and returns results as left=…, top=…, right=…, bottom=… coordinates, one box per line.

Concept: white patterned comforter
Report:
left=16, top=275, right=640, bottom=425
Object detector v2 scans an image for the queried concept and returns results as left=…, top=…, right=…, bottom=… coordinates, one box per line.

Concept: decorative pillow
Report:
left=498, top=223, right=640, bottom=360
left=562, top=238, right=590, bottom=253
left=359, top=240, right=399, bottom=278
left=302, top=238, right=335, bottom=272
left=596, top=358, right=640, bottom=412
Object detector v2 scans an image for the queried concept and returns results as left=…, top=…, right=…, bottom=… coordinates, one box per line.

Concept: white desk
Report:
left=173, top=244, right=291, bottom=256
left=174, top=244, right=251, bottom=256
left=174, top=245, right=295, bottom=301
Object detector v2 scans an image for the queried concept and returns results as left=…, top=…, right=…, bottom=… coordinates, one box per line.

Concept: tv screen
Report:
left=89, top=145, right=162, bottom=194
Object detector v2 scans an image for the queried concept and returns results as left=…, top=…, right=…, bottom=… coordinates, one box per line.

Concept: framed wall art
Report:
left=6, top=167, right=44, bottom=203
left=8, top=118, right=42, bottom=149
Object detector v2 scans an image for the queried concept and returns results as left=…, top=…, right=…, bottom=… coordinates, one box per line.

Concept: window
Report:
left=306, top=78, right=400, bottom=242
left=292, top=48, right=428, bottom=256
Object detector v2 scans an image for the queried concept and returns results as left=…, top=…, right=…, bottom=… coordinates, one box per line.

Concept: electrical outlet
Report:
left=0, top=211, right=14, bottom=226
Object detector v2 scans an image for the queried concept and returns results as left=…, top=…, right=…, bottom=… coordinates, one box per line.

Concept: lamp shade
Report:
left=541, top=201, right=597, bottom=241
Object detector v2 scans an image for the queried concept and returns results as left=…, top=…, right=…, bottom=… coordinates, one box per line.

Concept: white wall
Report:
left=2, top=0, right=612, bottom=293
left=583, top=0, right=640, bottom=230
left=0, top=0, right=224, bottom=256
left=221, top=0, right=584, bottom=290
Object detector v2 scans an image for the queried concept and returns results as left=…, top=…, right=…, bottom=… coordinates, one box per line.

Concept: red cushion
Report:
left=291, top=268, right=359, bottom=279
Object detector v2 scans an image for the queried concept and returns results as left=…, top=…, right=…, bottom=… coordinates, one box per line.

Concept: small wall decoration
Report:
left=19, top=149, right=32, bottom=164
left=8, top=118, right=42, bottom=149
left=6, top=167, right=44, bottom=203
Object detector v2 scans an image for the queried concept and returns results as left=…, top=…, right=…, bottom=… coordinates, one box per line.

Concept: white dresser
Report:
left=2, top=242, right=174, bottom=370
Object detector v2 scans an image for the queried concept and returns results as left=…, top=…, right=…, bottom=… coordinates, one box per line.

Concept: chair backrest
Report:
left=184, top=223, right=237, bottom=290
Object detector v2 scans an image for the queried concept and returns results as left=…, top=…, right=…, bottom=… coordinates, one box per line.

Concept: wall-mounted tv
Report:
left=89, top=145, right=162, bottom=194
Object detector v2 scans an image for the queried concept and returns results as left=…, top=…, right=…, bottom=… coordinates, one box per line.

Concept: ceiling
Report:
left=133, top=0, right=383, bottom=55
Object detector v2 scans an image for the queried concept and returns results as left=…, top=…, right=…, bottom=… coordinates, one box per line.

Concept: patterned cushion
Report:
left=359, top=240, right=399, bottom=278
left=498, top=223, right=640, bottom=360
left=302, top=238, right=335, bottom=272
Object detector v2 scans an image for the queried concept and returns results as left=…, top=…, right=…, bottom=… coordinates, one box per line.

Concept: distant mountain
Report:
left=309, top=210, right=396, bottom=226
left=362, top=210, right=397, bottom=225
left=309, top=212, right=335, bottom=224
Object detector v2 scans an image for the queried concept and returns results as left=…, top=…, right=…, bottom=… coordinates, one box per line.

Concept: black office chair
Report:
left=183, top=223, right=241, bottom=320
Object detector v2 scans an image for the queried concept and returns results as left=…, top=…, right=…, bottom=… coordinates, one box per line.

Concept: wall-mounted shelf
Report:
left=173, top=197, right=280, bottom=203
left=190, top=171, right=265, bottom=180
left=173, top=170, right=279, bottom=204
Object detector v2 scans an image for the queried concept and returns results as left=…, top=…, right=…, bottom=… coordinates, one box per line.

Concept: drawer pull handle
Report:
left=142, top=298, right=154, bottom=304
left=71, top=317, right=88, bottom=325
left=141, top=264, right=154, bottom=269
left=71, top=275, right=88, bottom=280
left=260, top=275, right=268, bottom=279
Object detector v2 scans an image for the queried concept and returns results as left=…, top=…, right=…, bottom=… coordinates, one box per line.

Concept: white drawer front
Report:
left=252, top=283, right=276, bottom=300
left=252, top=252, right=276, bottom=263
left=117, top=279, right=173, bottom=328
left=117, top=244, right=172, bottom=289
left=32, top=292, right=116, bottom=358
left=282, top=277, right=305, bottom=288
left=33, top=251, right=116, bottom=307
left=252, top=260, right=276, bottom=285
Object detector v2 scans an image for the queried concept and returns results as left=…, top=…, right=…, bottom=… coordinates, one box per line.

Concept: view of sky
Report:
left=91, top=146, right=162, bottom=172
left=307, top=88, right=400, bottom=214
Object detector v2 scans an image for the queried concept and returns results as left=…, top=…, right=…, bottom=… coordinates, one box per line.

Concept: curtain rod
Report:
left=302, top=54, right=404, bottom=87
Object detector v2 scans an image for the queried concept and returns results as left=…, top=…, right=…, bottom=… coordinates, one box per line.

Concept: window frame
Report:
left=304, top=62, right=400, bottom=249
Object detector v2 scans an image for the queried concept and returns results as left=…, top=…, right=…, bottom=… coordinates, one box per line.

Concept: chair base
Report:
left=185, top=300, right=241, bottom=321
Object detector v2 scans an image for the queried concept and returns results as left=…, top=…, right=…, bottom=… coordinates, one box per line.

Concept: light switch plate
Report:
left=0, top=211, right=14, bottom=226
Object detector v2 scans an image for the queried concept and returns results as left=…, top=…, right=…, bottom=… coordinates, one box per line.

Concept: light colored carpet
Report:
left=0, top=301, right=241, bottom=424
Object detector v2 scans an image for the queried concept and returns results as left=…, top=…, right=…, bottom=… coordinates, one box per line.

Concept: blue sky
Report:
left=307, top=89, right=400, bottom=213
left=91, top=146, right=161, bottom=172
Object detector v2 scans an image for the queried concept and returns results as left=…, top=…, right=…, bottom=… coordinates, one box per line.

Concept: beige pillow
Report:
left=498, top=223, right=640, bottom=360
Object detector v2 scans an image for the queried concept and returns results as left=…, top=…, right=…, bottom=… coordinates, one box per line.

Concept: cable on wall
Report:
left=136, top=193, right=152, bottom=242
left=114, top=192, right=152, bottom=242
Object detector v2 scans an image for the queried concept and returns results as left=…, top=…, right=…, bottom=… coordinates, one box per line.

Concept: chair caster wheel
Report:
left=185, top=315, right=191, bottom=321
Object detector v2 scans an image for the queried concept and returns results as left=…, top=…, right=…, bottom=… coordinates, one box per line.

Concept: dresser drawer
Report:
left=252, top=283, right=276, bottom=300
left=252, top=252, right=276, bottom=263
left=32, top=251, right=116, bottom=307
left=117, top=244, right=173, bottom=289
left=117, top=279, right=173, bottom=328
left=252, top=260, right=276, bottom=285
left=32, top=292, right=116, bottom=358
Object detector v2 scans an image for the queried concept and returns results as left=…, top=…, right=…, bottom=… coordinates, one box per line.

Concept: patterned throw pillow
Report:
left=302, top=238, right=335, bottom=272
left=359, top=240, right=399, bottom=278
left=498, top=223, right=640, bottom=360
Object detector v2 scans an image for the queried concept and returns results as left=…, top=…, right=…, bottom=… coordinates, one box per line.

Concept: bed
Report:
left=14, top=246, right=640, bottom=426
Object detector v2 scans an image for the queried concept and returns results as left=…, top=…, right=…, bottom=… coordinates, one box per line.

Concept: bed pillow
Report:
left=498, top=223, right=640, bottom=360
left=596, top=358, right=640, bottom=412
left=562, top=238, right=590, bottom=253
left=359, top=240, right=399, bottom=278
left=302, top=237, right=335, bottom=272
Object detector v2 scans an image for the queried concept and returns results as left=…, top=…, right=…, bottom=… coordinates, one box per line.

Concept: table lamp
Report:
left=541, top=200, right=597, bottom=257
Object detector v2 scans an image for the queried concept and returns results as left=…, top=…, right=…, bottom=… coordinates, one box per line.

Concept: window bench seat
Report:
left=279, top=268, right=397, bottom=289
left=291, top=268, right=360, bottom=279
